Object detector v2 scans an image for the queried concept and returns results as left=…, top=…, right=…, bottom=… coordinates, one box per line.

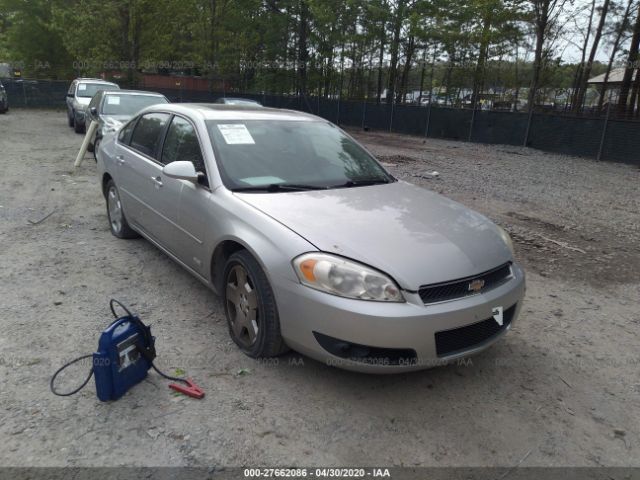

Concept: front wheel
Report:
left=223, top=250, right=288, bottom=358
left=93, top=137, right=101, bottom=162
left=105, top=180, right=139, bottom=239
left=68, top=109, right=74, bottom=127
left=74, top=114, right=85, bottom=134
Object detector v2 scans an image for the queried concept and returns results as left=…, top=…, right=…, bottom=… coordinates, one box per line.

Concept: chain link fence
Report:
left=2, top=78, right=638, bottom=166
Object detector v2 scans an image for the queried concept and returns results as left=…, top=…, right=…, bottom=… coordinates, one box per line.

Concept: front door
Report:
left=158, top=115, right=211, bottom=276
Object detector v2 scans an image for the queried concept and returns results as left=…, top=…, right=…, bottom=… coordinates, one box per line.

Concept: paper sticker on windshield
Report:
left=78, top=84, right=87, bottom=91
left=217, top=124, right=255, bottom=145
left=107, top=96, right=120, bottom=105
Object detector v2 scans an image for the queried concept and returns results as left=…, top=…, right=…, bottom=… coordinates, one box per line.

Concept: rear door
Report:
left=117, top=112, right=172, bottom=244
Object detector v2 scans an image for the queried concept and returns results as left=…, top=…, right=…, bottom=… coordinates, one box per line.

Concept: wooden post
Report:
left=74, top=120, right=98, bottom=169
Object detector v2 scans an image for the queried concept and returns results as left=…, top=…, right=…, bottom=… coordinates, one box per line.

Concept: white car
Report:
left=66, top=78, right=119, bottom=133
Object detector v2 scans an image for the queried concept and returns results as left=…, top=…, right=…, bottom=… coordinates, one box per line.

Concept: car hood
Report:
left=236, top=181, right=512, bottom=289
left=101, top=114, right=130, bottom=123
left=76, top=97, right=91, bottom=106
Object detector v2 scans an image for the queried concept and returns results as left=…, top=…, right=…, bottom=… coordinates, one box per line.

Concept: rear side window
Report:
left=161, top=116, right=206, bottom=174
left=129, top=113, right=170, bottom=158
left=118, top=118, right=138, bottom=145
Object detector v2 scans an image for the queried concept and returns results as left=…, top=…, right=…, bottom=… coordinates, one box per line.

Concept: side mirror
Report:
left=89, top=106, right=98, bottom=116
left=67, top=93, right=73, bottom=98
left=163, top=161, right=199, bottom=182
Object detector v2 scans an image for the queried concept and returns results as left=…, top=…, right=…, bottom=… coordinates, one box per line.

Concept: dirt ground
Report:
left=0, top=109, right=638, bottom=468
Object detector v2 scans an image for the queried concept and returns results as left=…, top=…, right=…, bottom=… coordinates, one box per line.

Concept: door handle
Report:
left=116, top=155, right=125, bottom=166
left=151, top=175, right=163, bottom=188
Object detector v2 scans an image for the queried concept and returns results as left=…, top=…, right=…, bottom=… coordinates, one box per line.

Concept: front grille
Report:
left=419, top=262, right=512, bottom=304
left=434, top=305, right=516, bottom=357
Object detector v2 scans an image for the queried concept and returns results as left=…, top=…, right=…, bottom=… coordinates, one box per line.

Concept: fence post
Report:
left=389, top=98, right=395, bottom=132
left=424, top=100, right=432, bottom=138
left=597, top=91, right=613, bottom=161
left=468, top=98, right=477, bottom=142
left=361, top=97, right=367, bottom=129
left=336, top=91, right=341, bottom=125
left=523, top=107, right=534, bottom=147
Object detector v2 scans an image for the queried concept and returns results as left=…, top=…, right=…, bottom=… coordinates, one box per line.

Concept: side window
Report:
left=118, top=117, right=138, bottom=145
left=129, top=113, right=170, bottom=158
left=161, top=116, right=206, bottom=176
left=88, top=93, right=101, bottom=115
left=68, top=81, right=76, bottom=95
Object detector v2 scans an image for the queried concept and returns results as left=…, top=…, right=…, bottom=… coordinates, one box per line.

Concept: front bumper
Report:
left=276, top=263, right=525, bottom=373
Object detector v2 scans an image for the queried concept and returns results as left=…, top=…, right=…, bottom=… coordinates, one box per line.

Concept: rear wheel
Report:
left=105, top=180, right=138, bottom=239
left=223, top=250, right=288, bottom=358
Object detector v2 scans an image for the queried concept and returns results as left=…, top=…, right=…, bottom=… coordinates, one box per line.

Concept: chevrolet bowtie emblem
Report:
left=468, top=278, right=485, bottom=292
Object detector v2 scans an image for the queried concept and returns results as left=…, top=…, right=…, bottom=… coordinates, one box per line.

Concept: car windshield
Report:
left=206, top=120, right=393, bottom=191
left=77, top=83, right=116, bottom=98
left=102, top=94, right=168, bottom=115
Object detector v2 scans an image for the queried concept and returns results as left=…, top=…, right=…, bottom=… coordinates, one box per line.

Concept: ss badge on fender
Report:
left=492, top=306, right=504, bottom=326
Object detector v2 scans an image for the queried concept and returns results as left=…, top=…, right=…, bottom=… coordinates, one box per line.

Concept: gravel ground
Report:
left=0, top=110, right=639, bottom=468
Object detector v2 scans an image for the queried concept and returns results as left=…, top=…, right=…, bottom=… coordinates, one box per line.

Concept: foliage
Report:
left=0, top=0, right=636, bottom=109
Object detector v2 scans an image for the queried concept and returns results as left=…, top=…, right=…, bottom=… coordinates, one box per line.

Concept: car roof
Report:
left=143, top=103, right=318, bottom=122
left=219, top=97, right=260, bottom=102
left=76, top=78, right=119, bottom=85
left=102, top=89, right=166, bottom=97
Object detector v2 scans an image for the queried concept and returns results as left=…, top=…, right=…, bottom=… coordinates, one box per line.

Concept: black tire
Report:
left=93, top=137, right=101, bottom=161
left=223, top=250, right=288, bottom=358
left=105, top=179, right=139, bottom=239
left=68, top=109, right=74, bottom=127
left=74, top=114, right=85, bottom=134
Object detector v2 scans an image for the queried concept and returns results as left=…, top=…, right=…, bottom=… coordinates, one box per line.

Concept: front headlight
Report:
left=292, top=253, right=404, bottom=302
left=497, top=226, right=515, bottom=255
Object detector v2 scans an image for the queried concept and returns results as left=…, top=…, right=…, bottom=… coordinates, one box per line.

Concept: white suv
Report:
left=66, top=78, right=119, bottom=133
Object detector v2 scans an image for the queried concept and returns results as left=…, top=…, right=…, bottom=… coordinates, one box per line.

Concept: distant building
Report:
left=588, top=68, right=639, bottom=103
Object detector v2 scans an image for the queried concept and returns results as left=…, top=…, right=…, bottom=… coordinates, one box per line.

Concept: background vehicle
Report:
left=86, top=89, right=169, bottom=158
left=215, top=97, right=261, bottom=106
left=96, top=103, right=524, bottom=372
left=0, top=81, right=8, bottom=113
left=66, top=78, right=119, bottom=133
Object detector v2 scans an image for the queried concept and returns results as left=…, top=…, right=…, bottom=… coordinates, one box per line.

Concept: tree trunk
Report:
left=398, top=35, right=415, bottom=103
left=571, top=0, right=595, bottom=110
left=376, top=25, right=385, bottom=104
left=597, top=0, right=632, bottom=112
left=297, top=0, right=309, bottom=96
left=617, top=3, right=640, bottom=117
left=573, top=0, right=610, bottom=113
left=528, top=0, right=550, bottom=112
left=386, top=0, right=405, bottom=105
left=472, top=11, right=492, bottom=108
left=418, top=47, right=427, bottom=103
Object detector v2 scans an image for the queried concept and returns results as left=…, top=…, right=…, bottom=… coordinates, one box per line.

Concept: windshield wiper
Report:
left=231, top=183, right=327, bottom=193
left=329, top=178, right=391, bottom=189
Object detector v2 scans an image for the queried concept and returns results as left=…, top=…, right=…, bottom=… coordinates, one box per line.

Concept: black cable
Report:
left=50, top=299, right=191, bottom=396
left=150, top=362, right=189, bottom=385
left=110, top=298, right=133, bottom=319
left=50, top=354, right=94, bottom=396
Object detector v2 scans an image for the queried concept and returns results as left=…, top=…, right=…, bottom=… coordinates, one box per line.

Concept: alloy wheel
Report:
left=107, top=186, right=123, bottom=234
left=225, top=264, right=259, bottom=348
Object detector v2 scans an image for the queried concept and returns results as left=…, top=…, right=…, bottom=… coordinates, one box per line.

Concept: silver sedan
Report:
left=96, top=103, right=525, bottom=372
